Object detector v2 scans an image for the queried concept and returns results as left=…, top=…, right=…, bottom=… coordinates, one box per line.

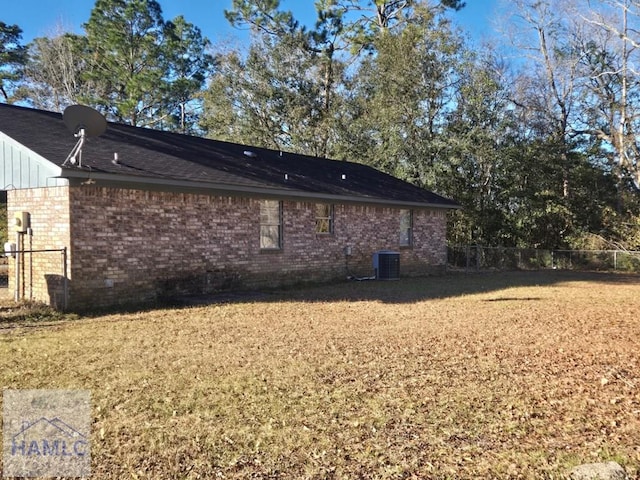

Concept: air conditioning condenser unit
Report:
left=373, top=251, right=400, bottom=280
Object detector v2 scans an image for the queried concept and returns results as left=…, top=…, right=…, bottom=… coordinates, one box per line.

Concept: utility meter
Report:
left=14, top=212, right=30, bottom=233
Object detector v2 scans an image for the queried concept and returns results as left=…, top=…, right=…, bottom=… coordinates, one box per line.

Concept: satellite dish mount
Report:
left=62, top=105, right=107, bottom=167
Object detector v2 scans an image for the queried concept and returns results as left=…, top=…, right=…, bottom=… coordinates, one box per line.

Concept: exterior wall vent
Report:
left=373, top=250, right=400, bottom=280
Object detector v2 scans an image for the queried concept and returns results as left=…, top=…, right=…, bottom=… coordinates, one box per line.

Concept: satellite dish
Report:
left=63, top=105, right=106, bottom=137
left=62, top=105, right=107, bottom=167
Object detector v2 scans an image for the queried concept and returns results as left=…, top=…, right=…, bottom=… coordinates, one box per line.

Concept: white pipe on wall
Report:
left=14, top=231, right=20, bottom=303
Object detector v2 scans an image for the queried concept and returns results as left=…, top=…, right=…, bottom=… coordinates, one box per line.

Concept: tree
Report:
left=339, top=4, right=464, bottom=187
left=202, top=32, right=345, bottom=157
left=207, top=0, right=354, bottom=157
left=440, top=51, right=519, bottom=246
left=162, top=16, right=217, bottom=134
left=222, top=0, right=346, bottom=158
left=82, top=0, right=215, bottom=129
left=15, top=31, right=90, bottom=111
left=576, top=0, right=640, bottom=190
left=216, top=0, right=469, bottom=159
left=82, top=0, right=166, bottom=124
left=224, top=0, right=300, bottom=36
left=314, top=0, right=466, bottom=53
left=0, top=22, right=27, bottom=103
left=506, top=0, right=586, bottom=200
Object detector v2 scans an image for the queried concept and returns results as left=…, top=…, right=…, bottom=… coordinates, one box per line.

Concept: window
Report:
left=315, top=204, right=334, bottom=234
left=260, top=200, right=282, bottom=249
left=399, top=209, right=413, bottom=247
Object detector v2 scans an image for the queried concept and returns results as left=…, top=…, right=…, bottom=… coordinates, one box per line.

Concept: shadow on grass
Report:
left=172, top=270, right=640, bottom=308
left=3, top=270, right=636, bottom=322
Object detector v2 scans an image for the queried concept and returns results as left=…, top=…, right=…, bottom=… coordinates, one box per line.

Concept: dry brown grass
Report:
left=1, top=271, right=639, bottom=479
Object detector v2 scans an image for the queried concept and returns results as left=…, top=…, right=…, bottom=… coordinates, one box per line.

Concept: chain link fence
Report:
left=448, top=245, right=640, bottom=273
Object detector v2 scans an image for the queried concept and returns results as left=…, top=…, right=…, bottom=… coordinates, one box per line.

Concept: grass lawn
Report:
left=1, top=271, right=639, bottom=479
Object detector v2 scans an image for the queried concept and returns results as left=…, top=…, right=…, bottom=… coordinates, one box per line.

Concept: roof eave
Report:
left=58, top=169, right=461, bottom=210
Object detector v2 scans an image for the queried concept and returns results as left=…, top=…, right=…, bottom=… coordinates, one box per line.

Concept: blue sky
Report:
left=4, top=1, right=498, bottom=46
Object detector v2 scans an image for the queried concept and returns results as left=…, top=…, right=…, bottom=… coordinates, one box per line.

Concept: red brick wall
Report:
left=9, top=185, right=449, bottom=310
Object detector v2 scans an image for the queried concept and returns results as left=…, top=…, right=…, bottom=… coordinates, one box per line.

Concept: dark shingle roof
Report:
left=0, top=103, right=458, bottom=208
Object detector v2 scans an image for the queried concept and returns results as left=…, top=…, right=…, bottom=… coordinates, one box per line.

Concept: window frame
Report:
left=315, top=203, right=334, bottom=235
left=259, top=200, right=283, bottom=250
left=399, top=209, right=413, bottom=247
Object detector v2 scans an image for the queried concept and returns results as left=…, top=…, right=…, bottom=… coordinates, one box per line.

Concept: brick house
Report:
left=0, top=104, right=458, bottom=311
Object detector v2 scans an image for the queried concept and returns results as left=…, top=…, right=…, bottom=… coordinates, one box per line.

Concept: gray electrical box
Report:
left=14, top=212, right=30, bottom=233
